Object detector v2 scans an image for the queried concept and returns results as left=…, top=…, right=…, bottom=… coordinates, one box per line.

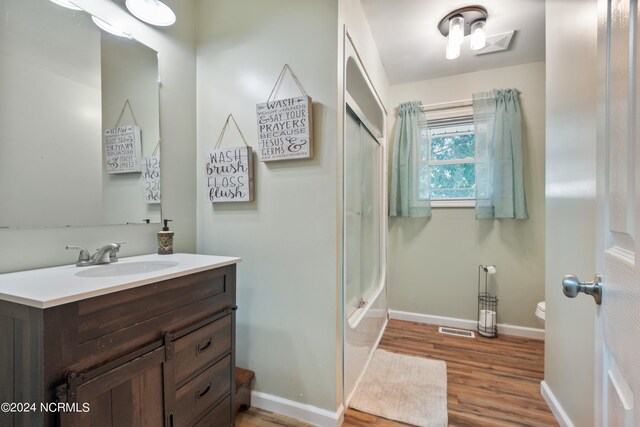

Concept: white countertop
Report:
left=0, top=253, right=241, bottom=309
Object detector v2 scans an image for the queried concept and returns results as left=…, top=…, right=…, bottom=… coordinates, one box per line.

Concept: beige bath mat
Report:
left=349, top=349, right=448, bottom=427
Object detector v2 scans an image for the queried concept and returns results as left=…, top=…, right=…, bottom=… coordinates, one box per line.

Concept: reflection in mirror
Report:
left=101, top=32, right=161, bottom=224
left=0, top=0, right=161, bottom=229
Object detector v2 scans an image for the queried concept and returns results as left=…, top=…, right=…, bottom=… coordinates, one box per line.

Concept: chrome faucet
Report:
left=66, top=242, right=125, bottom=267
left=91, top=242, right=124, bottom=265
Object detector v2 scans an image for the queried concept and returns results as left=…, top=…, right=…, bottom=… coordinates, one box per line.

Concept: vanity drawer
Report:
left=76, top=266, right=234, bottom=343
left=174, top=355, right=231, bottom=427
left=174, top=314, right=232, bottom=385
left=193, top=396, right=231, bottom=427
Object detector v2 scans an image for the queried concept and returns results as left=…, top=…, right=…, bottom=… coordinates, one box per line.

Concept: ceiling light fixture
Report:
left=125, top=0, right=176, bottom=27
left=48, top=0, right=82, bottom=11
left=91, top=15, right=131, bottom=38
left=470, top=20, right=487, bottom=50
left=438, top=6, right=488, bottom=60
left=448, top=15, right=465, bottom=47
left=446, top=39, right=461, bottom=60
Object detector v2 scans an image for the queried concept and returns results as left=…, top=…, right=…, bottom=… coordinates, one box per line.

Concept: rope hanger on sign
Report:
left=266, top=64, right=308, bottom=103
left=214, top=113, right=250, bottom=149
left=114, top=99, right=139, bottom=128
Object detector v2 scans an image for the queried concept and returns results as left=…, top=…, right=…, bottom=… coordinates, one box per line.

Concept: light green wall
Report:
left=195, top=0, right=340, bottom=412
left=544, top=1, right=597, bottom=425
left=387, top=62, right=546, bottom=328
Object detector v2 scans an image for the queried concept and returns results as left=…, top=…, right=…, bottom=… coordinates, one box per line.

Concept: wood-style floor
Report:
left=236, top=319, right=558, bottom=426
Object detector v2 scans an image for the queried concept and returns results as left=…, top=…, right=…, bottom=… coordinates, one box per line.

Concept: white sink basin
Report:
left=75, top=261, right=180, bottom=278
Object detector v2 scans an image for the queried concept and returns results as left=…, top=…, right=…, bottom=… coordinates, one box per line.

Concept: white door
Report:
left=593, top=0, right=640, bottom=425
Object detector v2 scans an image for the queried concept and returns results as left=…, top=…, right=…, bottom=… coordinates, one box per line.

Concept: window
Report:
left=419, top=107, right=476, bottom=207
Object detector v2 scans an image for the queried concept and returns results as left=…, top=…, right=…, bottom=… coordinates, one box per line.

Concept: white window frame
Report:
left=420, top=104, right=476, bottom=208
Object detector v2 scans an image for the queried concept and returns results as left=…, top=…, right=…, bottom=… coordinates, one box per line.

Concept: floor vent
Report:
left=438, top=327, right=475, bottom=338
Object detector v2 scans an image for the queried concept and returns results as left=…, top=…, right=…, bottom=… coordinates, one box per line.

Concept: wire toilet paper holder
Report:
left=477, top=264, right=498, bottom=338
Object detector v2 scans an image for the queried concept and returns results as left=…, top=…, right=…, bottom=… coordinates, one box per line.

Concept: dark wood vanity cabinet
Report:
left=0, top=264, right=237, bottom=427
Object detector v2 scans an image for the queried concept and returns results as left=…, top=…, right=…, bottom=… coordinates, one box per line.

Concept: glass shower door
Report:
left=345, top=107, right=382, bottom=318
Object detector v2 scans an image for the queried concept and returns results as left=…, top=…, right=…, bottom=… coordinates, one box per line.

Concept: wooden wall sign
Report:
left=256, top=95, right=313, bottom=161
left=104, top=125, right=142, bottom=173
left=205, top=146, right=253, bottom=202
left=205, top=114, right=254, bottom=203
left=140, top=155, right=161, bottom=204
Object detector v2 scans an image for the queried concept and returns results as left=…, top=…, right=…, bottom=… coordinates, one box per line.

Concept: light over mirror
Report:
left=0, top=0, right=161, bottom=229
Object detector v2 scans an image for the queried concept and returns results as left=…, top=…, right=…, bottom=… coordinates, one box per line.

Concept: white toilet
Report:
left=535, top=301, right=546, bottom=325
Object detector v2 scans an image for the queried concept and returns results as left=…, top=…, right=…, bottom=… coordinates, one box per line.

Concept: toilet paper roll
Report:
left=486, top=265, right=496, bottom=274
left=479, top=309, right=497, bottom=328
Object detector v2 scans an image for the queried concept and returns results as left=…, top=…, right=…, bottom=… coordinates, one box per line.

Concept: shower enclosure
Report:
left=343, top=35, right=388, bottom=404
left=345, top=107, right=382, bottom=318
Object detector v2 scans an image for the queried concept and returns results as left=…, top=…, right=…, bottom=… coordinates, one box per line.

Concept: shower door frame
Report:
left=341, top=29, right=388, bottom=407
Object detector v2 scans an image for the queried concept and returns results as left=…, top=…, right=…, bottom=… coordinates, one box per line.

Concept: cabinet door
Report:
left=59, top=347, right=166, bottom=427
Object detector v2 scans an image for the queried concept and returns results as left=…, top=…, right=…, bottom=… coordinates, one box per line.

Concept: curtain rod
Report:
left=421, top=91, right=524, bottom=112
left=421, top=99, right=472, bottom=112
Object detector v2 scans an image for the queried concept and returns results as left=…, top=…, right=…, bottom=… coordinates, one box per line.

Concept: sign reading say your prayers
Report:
left=256, top=95, right=313, bottom=161
left=205, top=146, right=253, bottom=202
left=104, top=125, right=142, bottom=173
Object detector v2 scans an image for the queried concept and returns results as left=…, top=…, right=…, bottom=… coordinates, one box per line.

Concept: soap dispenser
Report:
left=158, top=219, right=174, bottom=255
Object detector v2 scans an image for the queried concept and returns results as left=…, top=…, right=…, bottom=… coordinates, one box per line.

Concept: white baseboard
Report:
left=251, top=390, right=344, bottom=427
left=540, top=380, right=575, bottom=427
left=388, top=310, right=545, bottom=340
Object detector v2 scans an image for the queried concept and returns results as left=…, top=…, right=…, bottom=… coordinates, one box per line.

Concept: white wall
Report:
left=0, top=0, right=197, bottom=273
left=386, top=61, right=546, bottom=328
left=544, top=1, right=597, bottom=426
left=195, top=0, right=340, bottom=412
left=339, top=1, right=390, bottom=107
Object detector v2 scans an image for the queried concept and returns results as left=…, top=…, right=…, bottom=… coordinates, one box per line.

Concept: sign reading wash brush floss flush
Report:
left=140, top=142, right=161, bottom=204
left=205, top=114, right=254, bottom=202
left=256, top=64, right=313, bottom=161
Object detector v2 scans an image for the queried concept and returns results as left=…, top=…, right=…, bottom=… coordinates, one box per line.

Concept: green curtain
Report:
left=474, top=89, right=528, bottom=219
left=389, top=101, right=431, bottom=217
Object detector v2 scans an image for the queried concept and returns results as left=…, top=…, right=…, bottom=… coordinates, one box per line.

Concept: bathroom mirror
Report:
left=0, top=0, right=161, bottom=229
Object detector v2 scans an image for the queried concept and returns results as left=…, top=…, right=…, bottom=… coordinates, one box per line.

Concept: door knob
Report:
left=562, top=274, right=602, bottom=305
